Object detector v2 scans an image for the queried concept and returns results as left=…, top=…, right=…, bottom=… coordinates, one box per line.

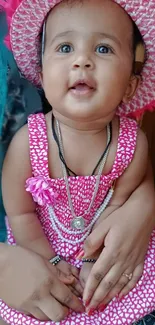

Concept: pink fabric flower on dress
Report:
left=25, top=176, right=58, bottom=206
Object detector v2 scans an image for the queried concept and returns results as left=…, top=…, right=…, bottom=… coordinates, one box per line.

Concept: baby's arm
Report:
left=2, top=124, right=83, bottom=295
left=93, top=127, right=149, bottom=235
left=2, top=124, right=55, bottom=259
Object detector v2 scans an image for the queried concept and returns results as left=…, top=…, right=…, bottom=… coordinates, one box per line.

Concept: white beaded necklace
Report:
left=48, top=187, right=114, bottom=244
left=56, top=119, right=111, bottom=230
left=48, top=120, right=115, bottom=244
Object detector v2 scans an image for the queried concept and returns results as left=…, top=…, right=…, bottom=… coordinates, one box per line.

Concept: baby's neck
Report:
left=48, top=110, right=116, bottom=177
left=56, top=127, right=107, bottom=176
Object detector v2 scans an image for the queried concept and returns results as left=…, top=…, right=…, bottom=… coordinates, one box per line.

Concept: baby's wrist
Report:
left=49, top=255, right=63, bottom=266
left=82, top=258, right=97, bottom=264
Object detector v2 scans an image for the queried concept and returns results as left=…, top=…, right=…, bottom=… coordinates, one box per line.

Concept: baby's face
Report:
left=41, top=0, right=137, bottom=124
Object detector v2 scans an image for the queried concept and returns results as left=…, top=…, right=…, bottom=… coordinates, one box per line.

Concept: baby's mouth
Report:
left=69, top=79, right=96, bottom=96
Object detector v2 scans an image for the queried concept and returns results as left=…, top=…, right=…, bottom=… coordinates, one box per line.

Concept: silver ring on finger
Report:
left=123, top=272, right=133, bottom=281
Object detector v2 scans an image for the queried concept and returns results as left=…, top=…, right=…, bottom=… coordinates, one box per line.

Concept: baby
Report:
left=1, top=0, right=155, bottom=325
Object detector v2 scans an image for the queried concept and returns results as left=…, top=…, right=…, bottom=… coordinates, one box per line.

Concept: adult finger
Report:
left=83, top=221, right=109, bottom=257
left=83, top=247, right=115, bottom=303
left=85, top=263, right=125, bottom=310
left=38, top=296, right=69, bottom=322
left=119, top=263, right=143, bottom=298
left=100, top=267, right=134, bottom=307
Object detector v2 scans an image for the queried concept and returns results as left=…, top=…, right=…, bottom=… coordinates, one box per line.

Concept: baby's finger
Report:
left=46, top=261, right=75, bottom=284
left=68, top=285, right=81, bottom=297
left=38, top=295, right=69, bottom=322
left=56, top=261, right=74, bottom=278
left=71, top=265, right=80, bottom=279
left=119, top=263, right=143, bottom=298
left=56, top=262, right=83, bottom=295
left=71, top=276, right=83, bottom=296
left=29, top=307, right=50, bottom=321
left=49, top=280, right=84, bottom=313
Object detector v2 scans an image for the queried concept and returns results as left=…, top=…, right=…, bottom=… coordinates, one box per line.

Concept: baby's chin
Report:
left=51, top=93, right=116, bottom=123
left=56, top=105, right=102, bottom=122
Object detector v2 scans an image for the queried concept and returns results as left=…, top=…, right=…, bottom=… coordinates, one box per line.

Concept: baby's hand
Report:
left=56, top=260, right=83, bottom=297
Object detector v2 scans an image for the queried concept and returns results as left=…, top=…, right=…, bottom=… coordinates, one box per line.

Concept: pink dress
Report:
left=0, top=113, right=155, bottom=325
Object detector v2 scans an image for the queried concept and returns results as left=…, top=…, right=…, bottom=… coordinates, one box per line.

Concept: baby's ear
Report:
left=122, top=75, right=141, bottom=104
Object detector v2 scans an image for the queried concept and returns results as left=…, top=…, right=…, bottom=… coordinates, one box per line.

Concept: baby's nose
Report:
left=72, top=55, right=94, bottom=70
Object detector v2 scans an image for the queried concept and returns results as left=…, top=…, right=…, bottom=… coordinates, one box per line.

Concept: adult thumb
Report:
left=83, top=219, right=110, bottom=257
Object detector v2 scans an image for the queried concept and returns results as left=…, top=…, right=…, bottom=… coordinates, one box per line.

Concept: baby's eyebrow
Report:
left=48, top=30, right=121, bottom=48
left=49, top=30, right=74, bottom=46
left=96, top=32, right=121, bottom=48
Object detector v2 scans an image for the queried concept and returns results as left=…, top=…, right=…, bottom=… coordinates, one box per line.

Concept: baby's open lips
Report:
left=71, top=83, right=93, bottom=91
left=69, top=79, right=96, bottom=91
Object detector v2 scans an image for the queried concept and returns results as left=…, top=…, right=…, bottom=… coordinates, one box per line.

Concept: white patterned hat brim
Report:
left=8, top=0, right=155, bottom=116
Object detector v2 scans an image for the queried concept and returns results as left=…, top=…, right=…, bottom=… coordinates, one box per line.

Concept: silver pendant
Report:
left=71, top=217, right=85, bottom=230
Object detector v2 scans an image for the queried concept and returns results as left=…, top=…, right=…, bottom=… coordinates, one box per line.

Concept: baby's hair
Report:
left=132, top=21, right=143, bottom=55
left=132, top=20, right=146, bottom=75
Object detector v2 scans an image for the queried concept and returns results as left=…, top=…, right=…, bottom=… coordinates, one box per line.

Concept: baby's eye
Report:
left=58, top=44, right=73, bottom=53
left=96, top=45, right=113, bottom=54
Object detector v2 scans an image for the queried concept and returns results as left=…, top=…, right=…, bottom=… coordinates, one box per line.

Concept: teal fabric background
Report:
left=0, top=146, right=6, bottom=242
left=0, top=74, right=42, bottom=241
left=0, top=12, right=42, bottom=242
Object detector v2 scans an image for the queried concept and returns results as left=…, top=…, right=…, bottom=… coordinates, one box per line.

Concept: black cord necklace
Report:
left=51, top=114, right=112, bottom=177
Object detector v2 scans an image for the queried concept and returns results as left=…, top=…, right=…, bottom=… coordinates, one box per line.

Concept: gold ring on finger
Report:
left=123, top=273, right=133, bottom=281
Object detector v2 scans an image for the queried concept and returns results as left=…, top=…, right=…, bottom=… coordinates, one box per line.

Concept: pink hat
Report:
left=1, top=0, right=155, bottom=117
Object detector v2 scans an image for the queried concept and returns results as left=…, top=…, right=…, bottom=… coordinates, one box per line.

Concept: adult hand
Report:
left=82, top=211, right=148, bottom=312
left=82, top=167, right=155, bottom=312
left=0, top=244, right=84, bottom=322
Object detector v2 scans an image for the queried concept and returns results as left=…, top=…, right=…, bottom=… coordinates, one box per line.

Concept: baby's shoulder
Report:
left=4, top=123, right=31, bottom=174
left=135, top=127, right=148, bottom=159
left=9, top=123, right=29, bottom=153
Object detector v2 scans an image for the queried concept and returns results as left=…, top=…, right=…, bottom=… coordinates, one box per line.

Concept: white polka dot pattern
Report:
left=0, top=113, right=155, bottom=325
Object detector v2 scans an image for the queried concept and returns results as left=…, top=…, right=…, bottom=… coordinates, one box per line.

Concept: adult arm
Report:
left=81, top=130, right=155, bottom=310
